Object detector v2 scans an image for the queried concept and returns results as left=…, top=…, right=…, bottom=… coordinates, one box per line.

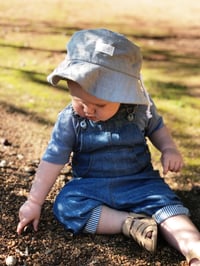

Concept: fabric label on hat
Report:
left=95, top=41, right=115, bottom=56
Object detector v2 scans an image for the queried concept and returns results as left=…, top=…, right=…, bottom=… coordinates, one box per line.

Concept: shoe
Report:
left=122, top=213, right=157, bottom=253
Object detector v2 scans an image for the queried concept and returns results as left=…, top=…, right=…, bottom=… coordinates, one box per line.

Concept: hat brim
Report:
left=47, top=59, right=148, bottom=105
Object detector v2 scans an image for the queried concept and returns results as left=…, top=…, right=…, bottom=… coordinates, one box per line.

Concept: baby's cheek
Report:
left=72, top=103, right=85, bottom=117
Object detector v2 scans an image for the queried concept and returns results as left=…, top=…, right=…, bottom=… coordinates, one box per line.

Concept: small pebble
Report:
left=24, top=166, right=36, bottom=175
left=0, top=160, right=7, bottom=167
left=3, top=139, right=12, bottom=146
left=17, top=154, right=24, bottom=160
left=5, top=256, right=17, bottom=266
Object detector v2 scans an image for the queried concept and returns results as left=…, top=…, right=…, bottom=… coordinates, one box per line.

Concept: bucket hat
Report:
left=47, top=28, right=149, bottom=105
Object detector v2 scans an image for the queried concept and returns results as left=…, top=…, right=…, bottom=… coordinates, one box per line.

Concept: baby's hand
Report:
left=161, top=148, right=184, bottom=175
left=17, top=200, right=42, bottom=235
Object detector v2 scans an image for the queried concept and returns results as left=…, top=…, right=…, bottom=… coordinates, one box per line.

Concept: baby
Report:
left=17, top=29, right=200, bottom=265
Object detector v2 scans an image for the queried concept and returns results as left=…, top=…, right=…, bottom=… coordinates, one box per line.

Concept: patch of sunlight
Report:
left=0, top=68, right=71, bottom=123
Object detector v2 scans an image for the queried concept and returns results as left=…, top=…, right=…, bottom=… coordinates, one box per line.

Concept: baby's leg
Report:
left=91, top=207, right=200, bottom=264
left=90, top=205, right=157, bottom=252
left=95, top=205, right=129, bottom=234
left=159, top=214, right=200, bottom=265
left=95, top=205, right=154, bottom=238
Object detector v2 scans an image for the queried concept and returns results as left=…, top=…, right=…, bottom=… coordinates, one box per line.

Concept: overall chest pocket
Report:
left=72, top=120, right=151, bottom=178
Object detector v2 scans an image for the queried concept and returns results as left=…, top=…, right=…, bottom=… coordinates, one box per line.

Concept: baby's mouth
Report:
left=86, top=115, right=99, bottom=121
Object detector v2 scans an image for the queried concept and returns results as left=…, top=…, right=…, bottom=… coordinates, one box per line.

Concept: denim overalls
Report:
left=43, top=104, right=189, bottom=234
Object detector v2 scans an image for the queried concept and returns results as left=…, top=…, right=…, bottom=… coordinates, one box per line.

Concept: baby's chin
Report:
left=86, top=116, right=100, bottom=122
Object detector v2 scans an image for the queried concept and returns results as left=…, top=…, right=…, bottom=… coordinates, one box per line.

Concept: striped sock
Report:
left=153, top=204, right=190, bottom=224
left=83, top=205, right=102, bottom=234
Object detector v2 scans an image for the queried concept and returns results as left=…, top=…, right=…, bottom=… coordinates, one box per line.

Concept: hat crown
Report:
left=67, top=29, right=142, bottom=78
left=47, top=28, right=149, bottom=107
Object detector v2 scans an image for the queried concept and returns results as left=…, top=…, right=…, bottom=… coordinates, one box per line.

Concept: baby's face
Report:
left=68, top=80, right=120, bottom=122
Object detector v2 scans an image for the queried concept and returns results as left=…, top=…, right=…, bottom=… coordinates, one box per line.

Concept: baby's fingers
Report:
left=162, top=159, right=183, bottom=175
left=17, top=218, right=29, bottom=235
left=162, top=157, right=170, bottom=175
left=173, top=160, right=184, bottom=172
left=33, top=219, right=39, bottom=232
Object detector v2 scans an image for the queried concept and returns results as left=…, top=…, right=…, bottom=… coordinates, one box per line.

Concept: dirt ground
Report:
left=0, top=96, right=197, bottom=266
left=1, top=82, right=200, bottom=266
left=0, top=63, right=200, bottom=263
left=2, top=97, right=198, bottom=266
left=1, top=1, right=200, bottom=265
